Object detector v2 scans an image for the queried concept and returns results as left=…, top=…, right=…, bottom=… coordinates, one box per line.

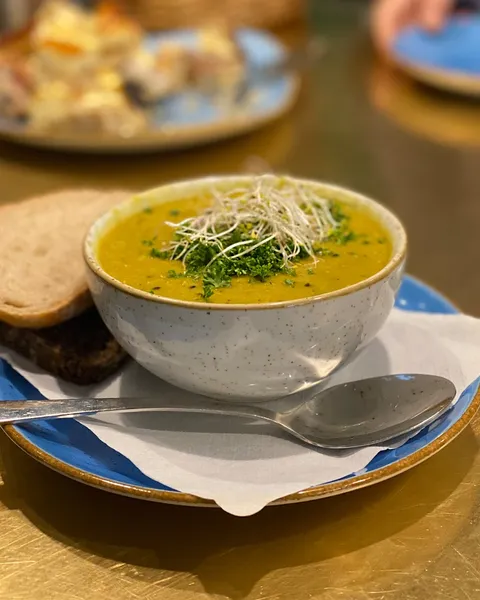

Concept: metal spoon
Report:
left=0, top=375, right=456, bottom=449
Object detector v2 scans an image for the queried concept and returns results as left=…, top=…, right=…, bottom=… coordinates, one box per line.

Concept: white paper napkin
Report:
left=1, top=308, right=480, bottom=516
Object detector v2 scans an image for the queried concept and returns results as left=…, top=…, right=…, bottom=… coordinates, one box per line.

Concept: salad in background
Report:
left=0, top=0, right=247, bottom=136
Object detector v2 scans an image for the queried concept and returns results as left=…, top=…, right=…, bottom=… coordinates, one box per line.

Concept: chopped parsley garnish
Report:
left=328, top=229, right=357, bottom=245
left=317, top=248, right=340, bottom=258
left=329, top=202, right=348, bottom=223
left=143, top=207, right=153, bottom=214
left=146, top=177, right=359, bottom=300
left=184, top=235, right=287, bottom=300
left=169, top=209, right=181, bottom=217
left=150, top=248, right=169, bottom=259
left=143, top=235, right=157, bottom=248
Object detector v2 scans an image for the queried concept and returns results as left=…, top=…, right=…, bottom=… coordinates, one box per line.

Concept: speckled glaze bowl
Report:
left=84, top=176, right=407, bottom=401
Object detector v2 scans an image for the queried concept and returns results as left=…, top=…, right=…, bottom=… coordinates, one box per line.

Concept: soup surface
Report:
left=98, top=195, right=392, bottom=304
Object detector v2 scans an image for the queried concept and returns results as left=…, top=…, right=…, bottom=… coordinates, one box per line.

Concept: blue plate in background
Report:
left=1, top=275, right=479, bottom=507
left=393, top=16, right=480, bottom=96
left=0, top=28, right=298, bottom=153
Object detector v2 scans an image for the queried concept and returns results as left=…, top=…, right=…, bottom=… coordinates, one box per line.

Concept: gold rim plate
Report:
left=3, top=275, right=479, bottom=509
left=392, top=57, right=480, bottom=98
left=4, top=388, right=480, bottom=507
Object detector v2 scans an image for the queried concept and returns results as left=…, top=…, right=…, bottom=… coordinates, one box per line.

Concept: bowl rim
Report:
left=84, top=175, right=407, bottom=311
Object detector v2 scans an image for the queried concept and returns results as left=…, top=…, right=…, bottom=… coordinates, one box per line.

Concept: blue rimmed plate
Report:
left=392, top=16, right=480, bottom=97
left=1, top=275, right=479, bottom=507
left=0, top=29, right=299, bottom=154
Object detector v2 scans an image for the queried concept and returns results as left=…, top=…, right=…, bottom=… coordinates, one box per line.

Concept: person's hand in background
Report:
left=371, top=0, right=455, bottom=54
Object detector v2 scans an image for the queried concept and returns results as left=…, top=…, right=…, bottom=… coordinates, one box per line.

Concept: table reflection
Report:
left=369, top=60, right=480, bottom=148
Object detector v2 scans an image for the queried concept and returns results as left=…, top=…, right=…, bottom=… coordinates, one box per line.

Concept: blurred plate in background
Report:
left=392, top=16, right=480, bottom=97
left=0, top=28, right=299, bottom=154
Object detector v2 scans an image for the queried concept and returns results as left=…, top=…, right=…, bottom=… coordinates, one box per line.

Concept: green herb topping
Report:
left=148, top=176, right=358, bottom=300
left=167, top=270, right=184, bottom=279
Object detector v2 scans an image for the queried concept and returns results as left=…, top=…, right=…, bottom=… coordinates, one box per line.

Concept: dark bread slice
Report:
left=0, top=308, right=128, bottom=385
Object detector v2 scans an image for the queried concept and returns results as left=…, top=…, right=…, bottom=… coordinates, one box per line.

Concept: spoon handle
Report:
left=0, top=396, right=277, bottom=425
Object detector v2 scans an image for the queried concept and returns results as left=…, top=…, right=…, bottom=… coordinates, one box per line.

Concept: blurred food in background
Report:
left=0, top=55, right=33, bottom=120
left=0, top=0, right=251, bottom=136
left=369, top=60, right=480, bottom=147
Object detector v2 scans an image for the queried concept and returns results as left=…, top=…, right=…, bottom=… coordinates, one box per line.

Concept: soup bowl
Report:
left=84, top=176, right=407, bottom=401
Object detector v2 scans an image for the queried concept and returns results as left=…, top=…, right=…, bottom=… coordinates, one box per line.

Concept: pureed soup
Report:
left=98, top=178, right=393, bottom=304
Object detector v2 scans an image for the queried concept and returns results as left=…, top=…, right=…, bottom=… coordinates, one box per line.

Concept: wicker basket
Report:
left=126, top=0, right=306, bottom=31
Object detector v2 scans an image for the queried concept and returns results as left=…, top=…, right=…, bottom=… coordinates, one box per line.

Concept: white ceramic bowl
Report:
left=84, top=176, right=407, bottom=401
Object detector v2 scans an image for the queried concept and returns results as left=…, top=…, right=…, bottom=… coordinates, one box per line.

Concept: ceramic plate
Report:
left=392, top=16, right=480, bottom=97
left=1, top=275, right=479, bottom=507
left=0, top=29, right=299, bottom=153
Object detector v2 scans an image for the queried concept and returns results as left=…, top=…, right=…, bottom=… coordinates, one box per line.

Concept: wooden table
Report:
left=1, top=2, right=480, bottom=598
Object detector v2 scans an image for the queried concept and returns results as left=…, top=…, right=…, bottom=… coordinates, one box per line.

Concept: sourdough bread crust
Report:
left=0, top=189, right=130, bottom=328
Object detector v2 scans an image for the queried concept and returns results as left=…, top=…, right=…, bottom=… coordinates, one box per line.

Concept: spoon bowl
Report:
left=0, top=374, right=456, bottom=449
left=280, top=374, right=456, bottom=448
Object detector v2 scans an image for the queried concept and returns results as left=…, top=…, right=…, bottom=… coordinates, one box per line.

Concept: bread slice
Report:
left=0, top=308, right=128, bottom=385
left=0, top=189, right=129, bottom=329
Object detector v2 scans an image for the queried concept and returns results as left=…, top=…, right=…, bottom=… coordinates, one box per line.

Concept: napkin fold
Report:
left=1, top=308, right=479, bottom=516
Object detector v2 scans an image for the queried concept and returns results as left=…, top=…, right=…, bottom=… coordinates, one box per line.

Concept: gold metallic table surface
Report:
left=1, top=3, right=480, bottom=598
